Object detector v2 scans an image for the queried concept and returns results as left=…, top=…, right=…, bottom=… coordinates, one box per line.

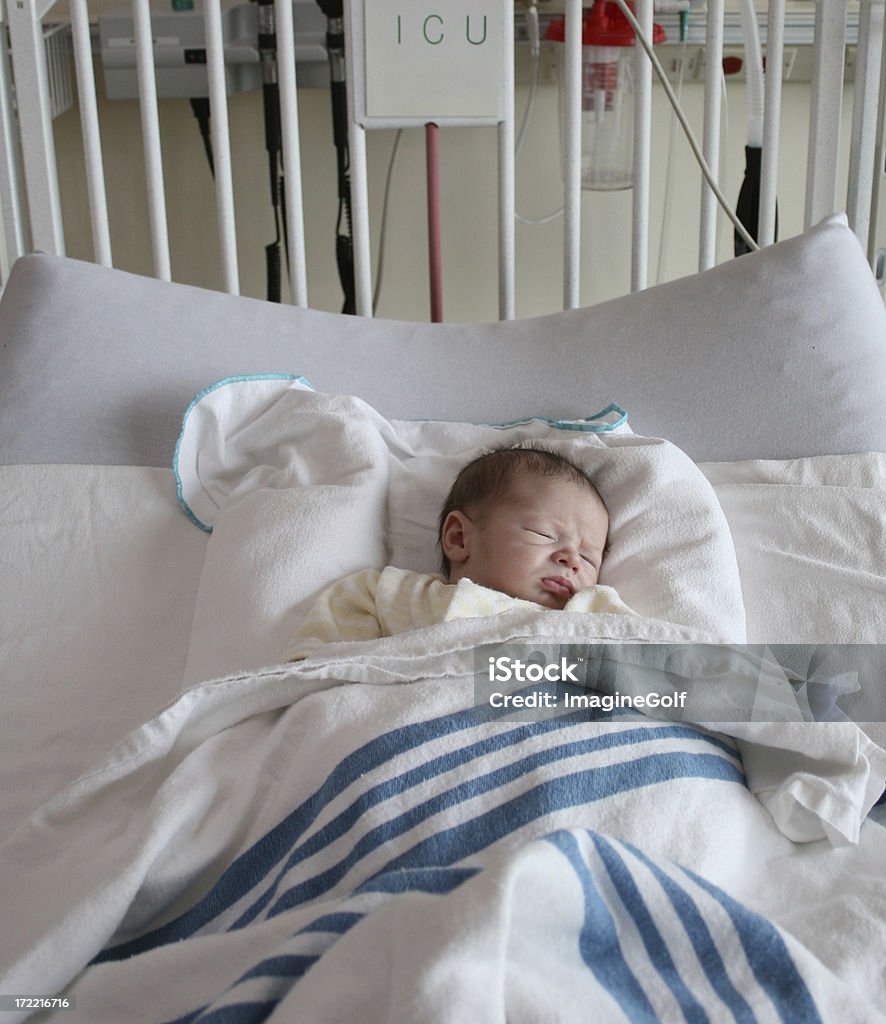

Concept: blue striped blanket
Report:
left=1, top=613, right=884, bottom=1023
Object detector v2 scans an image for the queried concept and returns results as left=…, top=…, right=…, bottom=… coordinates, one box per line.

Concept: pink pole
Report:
left=426, top=122, right=443, bottom=322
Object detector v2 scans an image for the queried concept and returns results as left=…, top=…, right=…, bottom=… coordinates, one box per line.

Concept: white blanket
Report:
left=0, top=465, right=206, bottom=843
left=175, top=378, right=746, bottom=685
left=702, top=454, right=886, bottom=643
left=2, top=612, right=884, bottom=1023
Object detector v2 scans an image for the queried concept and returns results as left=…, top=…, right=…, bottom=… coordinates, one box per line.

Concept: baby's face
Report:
left=443, top=475, right=609, bottom=609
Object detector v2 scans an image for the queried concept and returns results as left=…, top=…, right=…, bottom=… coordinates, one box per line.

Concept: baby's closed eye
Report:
left=527, top=529, right=555, bottom=540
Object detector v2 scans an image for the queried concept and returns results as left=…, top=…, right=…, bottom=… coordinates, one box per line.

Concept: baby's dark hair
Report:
left=436, top=444, right=606, bottom=576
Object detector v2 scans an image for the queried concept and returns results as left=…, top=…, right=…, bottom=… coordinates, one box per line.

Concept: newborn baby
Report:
left=286, top=444, right=633, bottom=660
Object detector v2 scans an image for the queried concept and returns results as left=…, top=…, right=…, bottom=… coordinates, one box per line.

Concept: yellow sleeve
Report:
left=286, top=568, right=383, bottom=660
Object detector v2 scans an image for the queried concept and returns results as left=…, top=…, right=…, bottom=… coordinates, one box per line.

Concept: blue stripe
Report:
left=676, top=866, right=822, bottom=1024
left=192, top=1003, right=277, bottom=1024
left=241, top=955, right=317, bottom=980
left=254, top=723, right=715, bottom=925
left=163, top=1011, right=205, bottom=1024
left=261, top=751, right=740, bottom=920
left=264, top=745, right=741, bottom=918
left=96, top=698, right=533, bottom=960
left=548, top=830, right=658, bottom=1019
left=299, top=911, right=365, bottom=934
left=98, top=713, right=737, bottom=961
left=365, top=751, right=741, bottom=886
left=590, top=834, right=711, bottom=1023
left=169, top=863, right=478, bottom=1024
left=96, top=707, right=673, bottom=961
left=617, top=839, right=757, bottom=1023
left=356, top=865, right=480, bottom=896
left=164, top=1004, right=277, bottom=1024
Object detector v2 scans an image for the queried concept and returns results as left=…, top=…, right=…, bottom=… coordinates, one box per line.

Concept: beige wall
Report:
left=51, top=65, right=856, bottom=322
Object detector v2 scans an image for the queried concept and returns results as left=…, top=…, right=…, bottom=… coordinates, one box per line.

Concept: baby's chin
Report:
left=522, top=586, right=569, bottom=610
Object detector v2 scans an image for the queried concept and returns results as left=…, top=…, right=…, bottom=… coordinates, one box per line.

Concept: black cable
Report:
left=734, top=145, right=778, bottom=257
left=254, top=0, right=282, bottom=302
left=189, top=97, right=214, bottom=178
left=278, top=173, right=290, bottom=277
left=315, top=0, right=356, bottom=314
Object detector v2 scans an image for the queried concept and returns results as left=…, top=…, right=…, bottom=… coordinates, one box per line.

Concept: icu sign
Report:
left=362, top=1, right=508, bottom=122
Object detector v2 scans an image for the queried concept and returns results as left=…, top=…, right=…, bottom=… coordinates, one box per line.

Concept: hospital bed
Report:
left=2, top=2, right=886, bottom=1023
left=2, top=213, right=886, bottom=1023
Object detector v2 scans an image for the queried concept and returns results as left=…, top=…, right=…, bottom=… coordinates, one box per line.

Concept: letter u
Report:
left=466, top=15, right=487, bottom=45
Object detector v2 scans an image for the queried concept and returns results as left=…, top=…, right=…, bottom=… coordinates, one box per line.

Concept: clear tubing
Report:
left=759, top=0, right=785, bottom=247
left=738, top=0, right=765, bottom=147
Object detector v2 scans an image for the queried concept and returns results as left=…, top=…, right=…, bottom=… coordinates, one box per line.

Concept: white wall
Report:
left=50, top=62, right=856, bottom=322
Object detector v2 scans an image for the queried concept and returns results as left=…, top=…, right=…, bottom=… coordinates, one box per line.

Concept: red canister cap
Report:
left=544, top=1, right=666, bottom=47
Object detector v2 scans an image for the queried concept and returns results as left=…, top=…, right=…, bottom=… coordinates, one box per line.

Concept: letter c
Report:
left=423, top=14, right=444, bottom=44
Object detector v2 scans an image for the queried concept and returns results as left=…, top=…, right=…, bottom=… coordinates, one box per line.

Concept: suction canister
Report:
left=546, top=2, right=665, bottom=191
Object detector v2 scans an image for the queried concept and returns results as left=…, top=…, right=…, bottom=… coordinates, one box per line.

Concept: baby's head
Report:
left=437, top=445, right=609, bottom=609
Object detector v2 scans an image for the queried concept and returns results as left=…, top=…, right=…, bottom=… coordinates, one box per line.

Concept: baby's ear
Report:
left=440, top=511, right=472, bottom=565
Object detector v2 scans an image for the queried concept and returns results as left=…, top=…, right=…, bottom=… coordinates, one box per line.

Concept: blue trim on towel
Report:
left=491, top=402, right=629, bottom=433
left=173, top=374, right=314, bottom=533
left=173, top=379, right=626, bottom=532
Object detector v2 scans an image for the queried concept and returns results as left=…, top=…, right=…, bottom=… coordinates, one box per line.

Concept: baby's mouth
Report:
left=540, top=576, right=574, bottom=598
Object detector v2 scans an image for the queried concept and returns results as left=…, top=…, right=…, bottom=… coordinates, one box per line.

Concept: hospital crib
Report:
left=1, top=0, right=884, bottom=319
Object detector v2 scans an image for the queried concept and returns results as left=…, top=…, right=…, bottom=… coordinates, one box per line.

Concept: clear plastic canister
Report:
left=575, top=43, right=634, bottom=190
left=546, top=3, right=665, bottom=191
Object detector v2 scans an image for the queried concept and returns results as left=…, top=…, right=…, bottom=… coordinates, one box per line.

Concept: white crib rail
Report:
left=70, top=0, right=111, bottom=267
left=1, top=0, right=884, bottom=312
left=848, top=0, right=885, bottom=246
left=6, top=0, right=65, bottom=257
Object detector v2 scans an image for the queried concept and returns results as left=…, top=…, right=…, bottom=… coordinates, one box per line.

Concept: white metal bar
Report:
left=759, top=0, right=785, bottom=247
left=0, top=2, right=26, bottom=269
left=847, top=0, right=885, bottom=249
left=631, top=0, right=653, bottom=292
left=699, top=0, right=724, bottom=270
left=132, top=0, right=171, bottom=281
left=868, top=4, right=886, bottom=266
left=349, top=122, right=372, bottom=317
left=275, top=0, right=308, bottom=307
left=498, top=124, right=516, bottom=321
left=805, top=0, right=848, bottom=229
left=204, top=0, right=239, bottom=294
left=70, top=0, right=111, bottom=267
left=563, top=0, right=582, bottom=309
left=7, top=0, right=65, bottom=255
left=498, top=1, right=515, bottom=320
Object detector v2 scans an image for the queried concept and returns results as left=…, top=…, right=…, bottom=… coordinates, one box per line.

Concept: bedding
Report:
left=0, top=465, right=207, bottom=843
left=2, top=616, right=886, bottom=1024
left=175, top=377, right=746, bottom=686
left=701, top=454, right=886, bottom=643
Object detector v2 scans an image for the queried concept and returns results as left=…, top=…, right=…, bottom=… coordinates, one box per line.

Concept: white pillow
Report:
left=176, top=378, right=745, bottom=685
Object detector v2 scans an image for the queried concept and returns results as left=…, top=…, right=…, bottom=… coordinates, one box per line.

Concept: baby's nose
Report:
left=556, top=548, right=580, bottom=572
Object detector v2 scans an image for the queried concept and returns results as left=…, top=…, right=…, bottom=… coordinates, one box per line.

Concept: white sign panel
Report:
left=361, top=1, right=507, bottom=122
